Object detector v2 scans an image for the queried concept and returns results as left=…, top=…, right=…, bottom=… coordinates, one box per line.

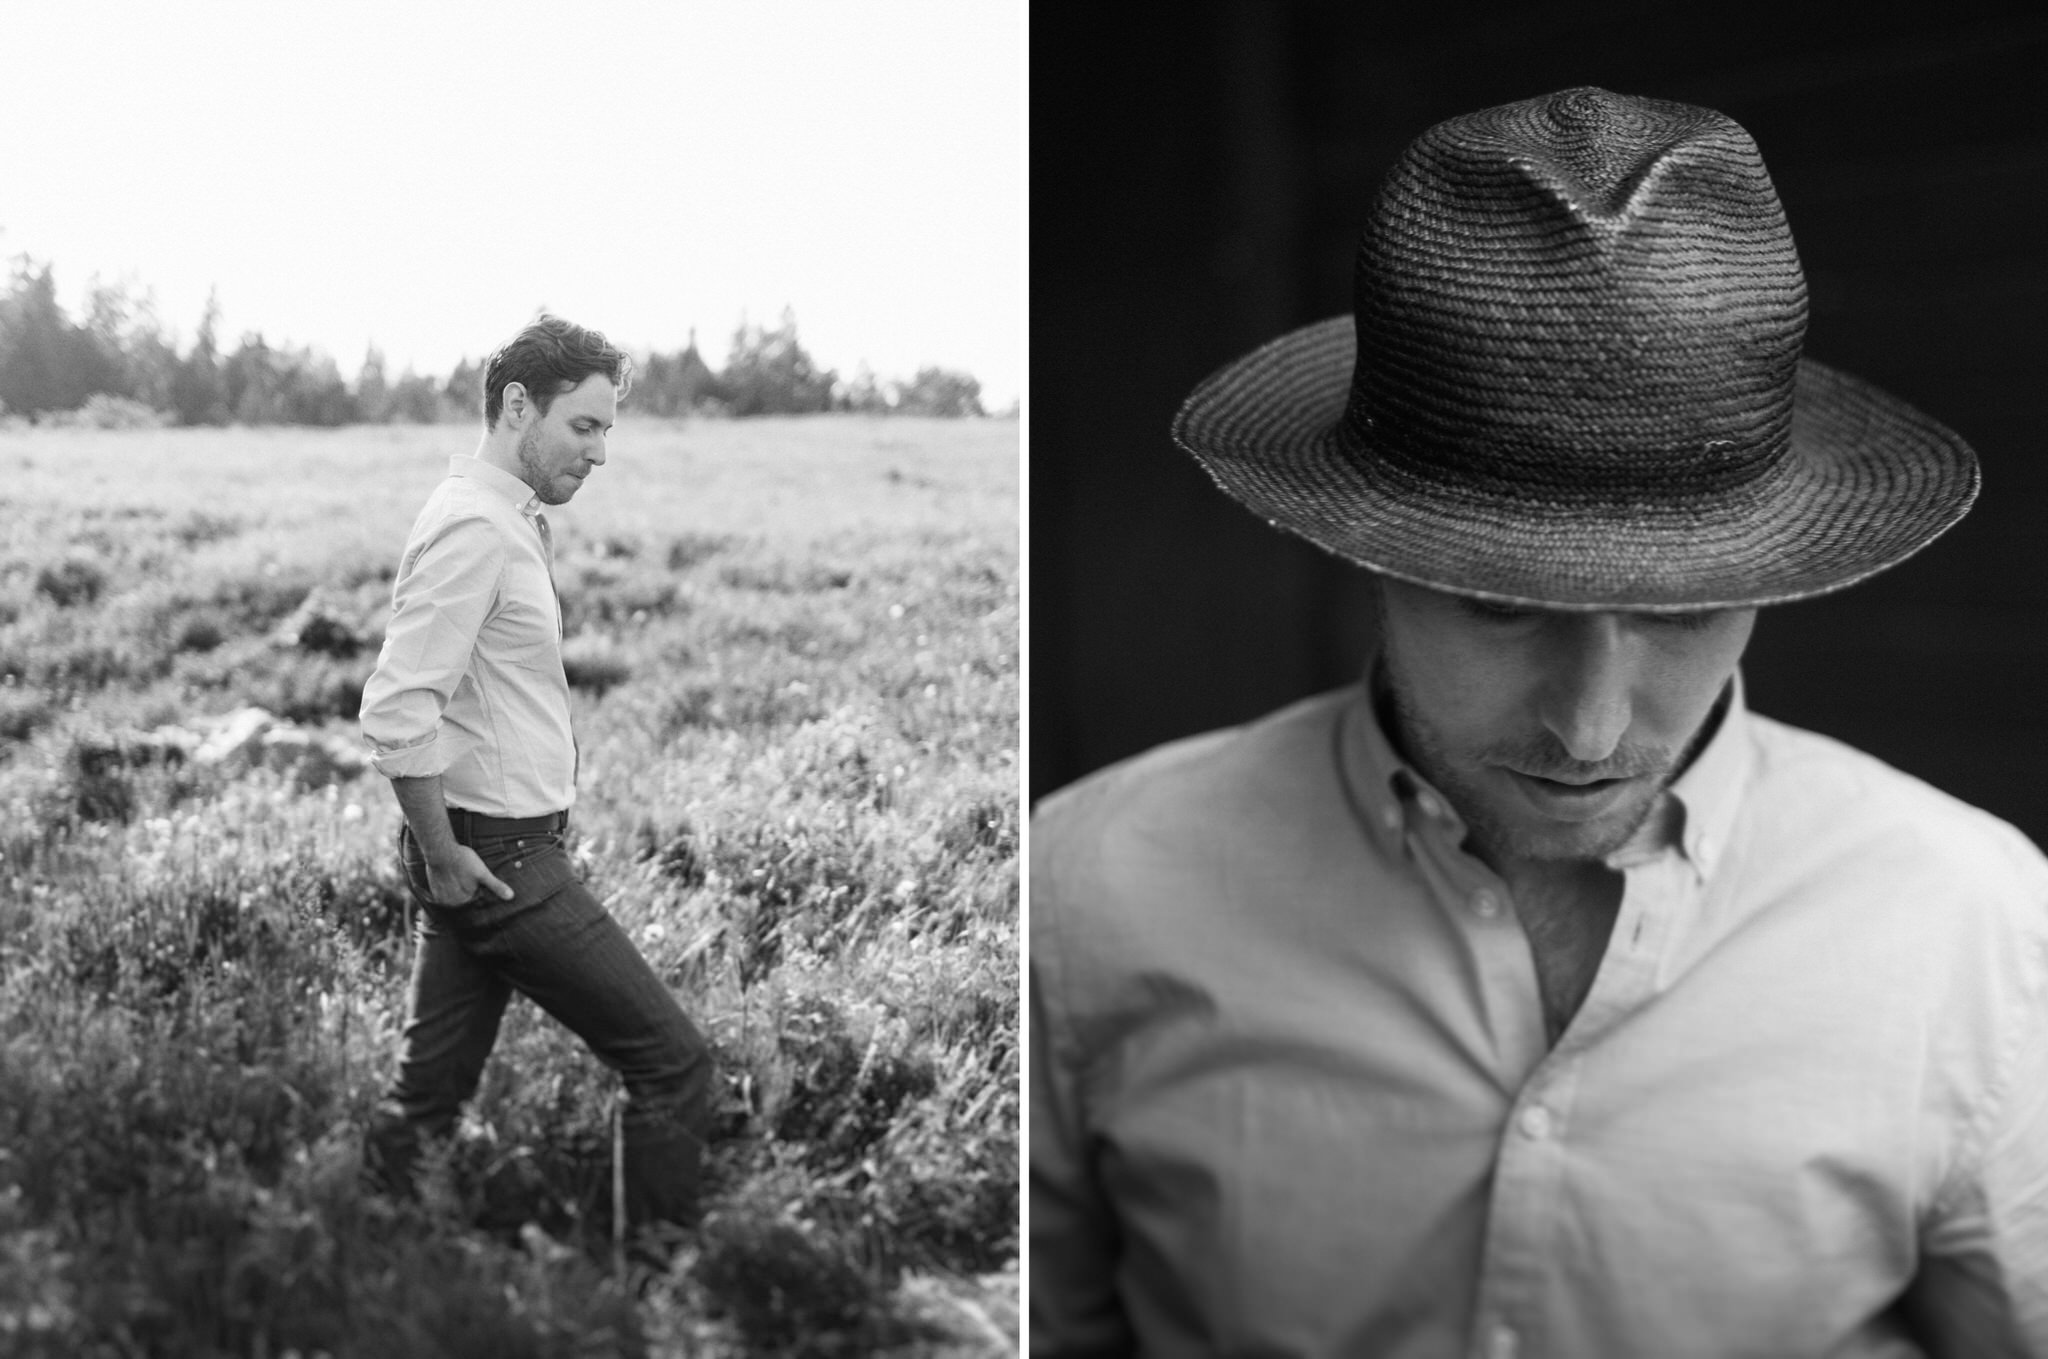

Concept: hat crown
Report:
left=1348, top=87, right=1807, bottom=509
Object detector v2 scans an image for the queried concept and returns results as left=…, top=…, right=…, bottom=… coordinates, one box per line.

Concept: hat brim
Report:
left=1170, top=317, right=1980, bottom=611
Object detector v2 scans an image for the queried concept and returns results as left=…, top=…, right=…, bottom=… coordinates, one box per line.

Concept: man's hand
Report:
left=387, top=774, right=518, bottom=907
left=424, top=844, right=514, bottom=907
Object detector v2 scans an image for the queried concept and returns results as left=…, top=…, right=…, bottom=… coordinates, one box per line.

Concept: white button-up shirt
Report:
left=359, top=455, right=574, bottom=817
left=1031, top=675, right=2048, bottom=1357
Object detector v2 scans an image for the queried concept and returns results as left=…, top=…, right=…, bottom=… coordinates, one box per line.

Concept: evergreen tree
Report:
left=171, top=291, right=229, bottom=425
left=79, top=276, right=137, bottom=401
left=387, top=368, right=443, bottom=423
left=224, top=333, right=282, bottom=423
left=836, top=362, right=890, bottom=413
left=897, top=366, right=985, bottom=417
left=113, top=284, right=179, bottom=412
left=720, top=308, right=835, bottom=415
left=0, top=257, right=95, bottom=416
left=443, top=357, right=482, bottom=421
left=356, top=345, right=391, bottom=423
left=634, top=329, right=720, bottom=415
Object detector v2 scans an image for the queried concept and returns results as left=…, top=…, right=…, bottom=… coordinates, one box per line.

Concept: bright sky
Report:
left=0, top=0, right=1022, bottom=408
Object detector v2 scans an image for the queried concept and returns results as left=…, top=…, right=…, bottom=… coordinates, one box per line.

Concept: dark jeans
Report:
left=364, top=820, right=713, bottom=1231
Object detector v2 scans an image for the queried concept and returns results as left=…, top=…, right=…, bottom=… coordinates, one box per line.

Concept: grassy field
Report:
left=0, top=416, right=1019, bottom=1356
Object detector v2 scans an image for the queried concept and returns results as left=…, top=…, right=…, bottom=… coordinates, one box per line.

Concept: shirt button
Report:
left=1471, top=889, right=1502, bottom=920
left=1518, top=1105, right=1553, bottom=1140
left=1417, top=791, right=1443, bottom=819
left=1487, top=1325, right=1519, bottom=1359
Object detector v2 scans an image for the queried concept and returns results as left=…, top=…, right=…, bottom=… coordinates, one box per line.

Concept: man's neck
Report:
left=474, top=431, right=523, bottom=482
left=1502, top=856, right=1624, bottom=1044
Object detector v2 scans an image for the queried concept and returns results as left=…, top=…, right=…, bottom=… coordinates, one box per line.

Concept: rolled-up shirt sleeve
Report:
left=360, top=514, right=504, bottom=778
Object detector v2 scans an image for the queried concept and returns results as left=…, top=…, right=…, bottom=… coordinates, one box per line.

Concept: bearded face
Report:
left=509, top=373, right=616, bottom=505
left=1374, top=579, right=1754, bottom=866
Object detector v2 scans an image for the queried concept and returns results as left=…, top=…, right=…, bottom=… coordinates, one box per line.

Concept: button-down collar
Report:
left=1660, top=672, right=1751, bottom=879
left=1338, top=661, right=1751, bottom=881
left=448, top=454, right=542, bottom=518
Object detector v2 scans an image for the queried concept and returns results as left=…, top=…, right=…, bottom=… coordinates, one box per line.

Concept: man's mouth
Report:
left=1500, top=767, right=1642, bottom=820
left=1517, top=770, right=1625, bottom=789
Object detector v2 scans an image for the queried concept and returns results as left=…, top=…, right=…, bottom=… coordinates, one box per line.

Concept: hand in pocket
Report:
left=425, top=844, right=515, bottom=907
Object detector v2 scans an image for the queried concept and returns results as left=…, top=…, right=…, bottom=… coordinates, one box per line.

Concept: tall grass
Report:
left=0, top=418, right=1018, bottom=1356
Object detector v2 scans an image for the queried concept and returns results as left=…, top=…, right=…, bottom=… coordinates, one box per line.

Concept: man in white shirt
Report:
left=359, top=314, right=710, bottom=1242
left=1032, top=89, right=2048, bottom=1356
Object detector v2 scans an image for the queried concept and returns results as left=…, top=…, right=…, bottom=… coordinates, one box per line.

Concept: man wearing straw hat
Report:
left=1031, top=89, right=2048, bottom=1357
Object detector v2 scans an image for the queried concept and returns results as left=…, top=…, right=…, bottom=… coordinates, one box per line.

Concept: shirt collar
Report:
left=1657, top=669, right=1752, bottom=879
left=1337, top=672, right=1437, bottom=859
left=449, top=454, right=542, bottom=517
left=1337, top=661, right=1754, bottom=880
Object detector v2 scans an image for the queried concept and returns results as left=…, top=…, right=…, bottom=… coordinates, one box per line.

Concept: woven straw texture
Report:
left=1171, top=87, right=1979, bottom=610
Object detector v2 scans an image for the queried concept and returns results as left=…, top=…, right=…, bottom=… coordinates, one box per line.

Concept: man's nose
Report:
left=1539, top=615, right=1633, bottom=763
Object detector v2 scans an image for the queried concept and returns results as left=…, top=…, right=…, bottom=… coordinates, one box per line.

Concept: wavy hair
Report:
left=481, top=314, right=633, bottom=428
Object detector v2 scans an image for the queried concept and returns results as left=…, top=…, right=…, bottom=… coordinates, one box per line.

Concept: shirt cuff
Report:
left=367, top=734, right=447, bottom=780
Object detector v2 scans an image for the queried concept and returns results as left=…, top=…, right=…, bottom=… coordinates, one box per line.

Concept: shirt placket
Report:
left=1401, top=809, right=1553, bottom=1359
left=529, top=508, right=562, bottom=637
left=525, top=504, right=577, bottom=787
left=1403, top=793, right=1550, bottom=1088
left=1470, top=1054, right=1581, bottom=1359
left=1465, top=851, right=1690, bottom=1359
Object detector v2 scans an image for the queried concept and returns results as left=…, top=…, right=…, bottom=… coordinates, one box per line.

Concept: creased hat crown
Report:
left=1169, top=85, right=1978, bottom=611
left=1348, top=87, right=1807, bottom=513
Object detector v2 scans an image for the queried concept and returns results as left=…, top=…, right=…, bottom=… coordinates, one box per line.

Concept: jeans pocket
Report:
left=398, top=824, right=487, bottom=909
left=466, top=832, right=571, bottom=912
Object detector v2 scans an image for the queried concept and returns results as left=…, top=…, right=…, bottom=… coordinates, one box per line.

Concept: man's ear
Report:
left=503, top=381, right=529, bottom=425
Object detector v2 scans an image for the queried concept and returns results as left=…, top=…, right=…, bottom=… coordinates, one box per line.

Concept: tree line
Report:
left=0, top=257, right=990, bottom=427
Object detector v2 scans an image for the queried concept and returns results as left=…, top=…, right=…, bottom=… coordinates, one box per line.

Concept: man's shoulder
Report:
left=403, top=476, right=519, bottom=557
left=1033, top=687, right=1353, bottom=854
left=418, top=472, right=519, bottom=529
left=1030, top=689, right=1358, bottom=1012
left=1030, top=687, right=1365, bottom=941
left=1744, top=710, right=2048, bottom=884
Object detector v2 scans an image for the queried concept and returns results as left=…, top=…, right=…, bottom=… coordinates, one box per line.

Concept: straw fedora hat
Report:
left=1170, top=86, right=1979, bottom=610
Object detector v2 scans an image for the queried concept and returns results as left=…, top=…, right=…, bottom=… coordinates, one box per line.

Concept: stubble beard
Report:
left=516, top=423, right=576, bottom=506
left=1378, top=665, right=1678, bottom=868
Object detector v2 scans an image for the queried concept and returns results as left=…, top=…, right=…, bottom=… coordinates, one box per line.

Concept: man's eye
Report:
left=1648, top=610, right=1719, bottom=632
left=1459, top=598, right=1536, bottom=624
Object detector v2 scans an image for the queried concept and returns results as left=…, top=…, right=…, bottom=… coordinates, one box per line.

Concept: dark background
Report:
left=1031, top=2, right=2048, bottom=847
